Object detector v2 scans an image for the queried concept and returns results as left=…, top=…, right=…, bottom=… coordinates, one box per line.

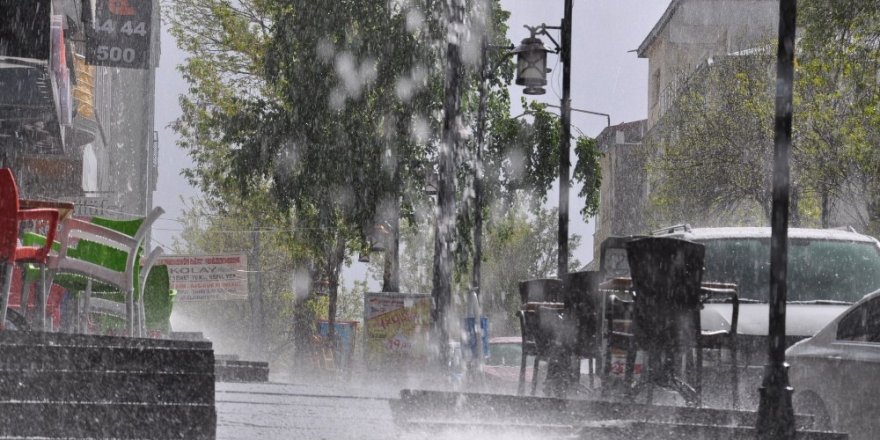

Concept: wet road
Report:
left=216, top=381, right=399, bottom=440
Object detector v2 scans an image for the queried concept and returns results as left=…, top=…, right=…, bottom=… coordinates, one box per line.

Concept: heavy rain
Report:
left=0, top=0, right=879, bottom=439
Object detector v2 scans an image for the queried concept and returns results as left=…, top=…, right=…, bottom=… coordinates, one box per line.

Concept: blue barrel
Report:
left=463, top=316, right=489, bottom=359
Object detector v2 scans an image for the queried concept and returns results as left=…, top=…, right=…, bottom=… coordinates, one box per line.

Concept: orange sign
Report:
left=108, top=0, right=136, bottom=16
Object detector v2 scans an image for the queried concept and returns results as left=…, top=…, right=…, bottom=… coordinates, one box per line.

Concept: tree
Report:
left=645, top=53, right=782, bottom=228
left=169, top=0, right=598, bottom=361
left=480, top=198, right=581, bottom=334
left=798, top=0, right=880, bottom=231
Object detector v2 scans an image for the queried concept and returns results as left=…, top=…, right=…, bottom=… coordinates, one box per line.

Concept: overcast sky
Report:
left=151, top=1, right=673, bottom=288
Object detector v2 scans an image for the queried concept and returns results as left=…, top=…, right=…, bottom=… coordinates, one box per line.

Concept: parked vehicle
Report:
left=787, top=289, right=880, bottom=440
left=481, top=336, right=533, bottom=393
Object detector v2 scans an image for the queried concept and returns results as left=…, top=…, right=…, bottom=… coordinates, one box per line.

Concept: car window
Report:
left=837, top=297, right=880, bottom=342
left=700, top=238, right=880, bottom=302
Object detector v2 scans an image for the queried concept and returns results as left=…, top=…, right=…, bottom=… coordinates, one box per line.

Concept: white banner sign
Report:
left=157, top=254, right=249, bottom=301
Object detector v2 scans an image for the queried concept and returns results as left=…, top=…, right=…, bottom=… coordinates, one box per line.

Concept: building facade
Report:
left=0, top=0, right=159, bottom=221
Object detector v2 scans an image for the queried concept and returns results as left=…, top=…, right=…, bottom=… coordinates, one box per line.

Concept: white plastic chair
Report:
left=45, top=207, right=164, bottom=336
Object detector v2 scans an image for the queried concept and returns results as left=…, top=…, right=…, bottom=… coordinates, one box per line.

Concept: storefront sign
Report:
left=364, top=293, right=432, bottom=368
left=87, top=0, right=154, bottom=69
left=157, top=254, right=249, bottom=301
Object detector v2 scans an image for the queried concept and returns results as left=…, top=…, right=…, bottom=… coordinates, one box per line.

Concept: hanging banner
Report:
left=364, top=293, right=432, bottom=369
left=157, top=254, right=249, bottom=301
left=87, top=0, right=154, bottom=69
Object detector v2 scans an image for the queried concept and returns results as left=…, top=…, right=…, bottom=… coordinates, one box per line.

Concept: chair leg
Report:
left=126, top=288, right=134, bottom=337
left=731, top=343, right=739, bottom=409
left=82, top=280, right=92, bottom=335
left=138, top=294, right=147, bottom=337
left=624, top=342, right=637, bottom=389
left=518, top=351, right=528, bottom=396
left=36, top=267, right=48, bottom=331
left=694, top=311, right=703, bottom=407
left=20, top=273, right=32, bottom=322
left=0, top=263, right=13, bottom=328
left=531, top=355, right=541, bottom=396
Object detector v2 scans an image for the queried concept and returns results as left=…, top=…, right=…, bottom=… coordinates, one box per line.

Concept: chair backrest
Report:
left=626, top=237, right=705, bottom=311
left=626, top=237, right=704, bottom=349
left=562, top=270, right=603, bottom=353
left=53, top=207, right=164, bottom=293
left=599, top=235, right=647, bottom=280
left=518, top=278, right=562, bottom=304
left=0, top=168, right=21, bottom=261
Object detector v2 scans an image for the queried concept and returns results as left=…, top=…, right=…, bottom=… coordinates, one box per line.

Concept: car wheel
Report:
left=4, top=309, right=31, bottom=331
left=795, top=391, right=831, bottom=431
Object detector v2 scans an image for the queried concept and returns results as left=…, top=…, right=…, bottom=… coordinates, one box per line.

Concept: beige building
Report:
left=592, top=0, right=778, bottom=261
left=639, top=0, right=777, bottom=128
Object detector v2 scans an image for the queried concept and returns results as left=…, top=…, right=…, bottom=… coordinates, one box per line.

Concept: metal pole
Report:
left=557, top=0, right=573, bottom=278
left=756, top=1, right=797, bottom=438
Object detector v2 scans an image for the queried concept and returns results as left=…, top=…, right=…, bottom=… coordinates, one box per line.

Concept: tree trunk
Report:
left=432, top=0, right=464, bottom=366
left=382, top=207, right=400, bottom=292
left=327, top=233, right=346, bottom=342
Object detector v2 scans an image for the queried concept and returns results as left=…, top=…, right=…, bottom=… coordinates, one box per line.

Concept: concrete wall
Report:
left=592, top=120, right=648, bottom=262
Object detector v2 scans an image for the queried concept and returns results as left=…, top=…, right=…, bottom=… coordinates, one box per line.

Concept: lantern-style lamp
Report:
left=424, top=171, right=439, bottom=196
left=315, top=277, right=330, bottom=296
left=512, top=36, right=551, bottom=95
left=370, top=222, right=392, bottom=253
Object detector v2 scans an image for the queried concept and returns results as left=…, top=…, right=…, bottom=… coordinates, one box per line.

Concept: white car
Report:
left=788, top=289, right=880, bottom=440
left=651, top=227, right=880, bottom=357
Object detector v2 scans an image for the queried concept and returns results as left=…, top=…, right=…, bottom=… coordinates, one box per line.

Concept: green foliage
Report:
left=646, top=53, right=778, bottom=227
left=168, top=0, right=593, bottom=348
left=573, top=136, right=602, bottom=219
left=480, top=197, right=581, bottom=334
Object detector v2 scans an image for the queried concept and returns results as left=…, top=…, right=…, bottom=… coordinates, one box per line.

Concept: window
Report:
left=837, top=297, right=880, bottom=342
left=701, top=238, right=880, bottom=302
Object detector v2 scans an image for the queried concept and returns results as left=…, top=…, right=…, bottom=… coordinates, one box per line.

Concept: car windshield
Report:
left=701, top=238, right=880, bottom=302
left=486, top=343, right=522, bottom=367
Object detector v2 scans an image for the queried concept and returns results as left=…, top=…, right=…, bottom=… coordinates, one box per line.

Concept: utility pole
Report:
left=251, top=226, right=264, bottom=354
left=557, top=0, right=573, bottom=278
left=756, top=1, right=797, bottom=438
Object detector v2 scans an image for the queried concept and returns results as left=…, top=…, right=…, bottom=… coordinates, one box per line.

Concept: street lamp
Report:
left=513, top=0, right=574, bottom=279
left=512, top=33, right=552, bottom=95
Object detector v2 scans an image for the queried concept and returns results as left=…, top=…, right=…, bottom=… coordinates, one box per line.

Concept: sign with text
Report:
left=364, top=293, right=432, bottom=369
left=87, top=0, right=154, bottom=69
left=158, top=254, right=249, bottom=301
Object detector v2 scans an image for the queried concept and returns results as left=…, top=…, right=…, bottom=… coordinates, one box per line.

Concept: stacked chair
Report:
left=604, top=236, right=739, bottom=407
left=0, top=169, right=59, bottom=330
left=38, top=208, right=164, bottom=336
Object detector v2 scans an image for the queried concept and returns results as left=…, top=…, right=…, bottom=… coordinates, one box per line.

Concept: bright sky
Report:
left=151, top=1, right=673, bottom=288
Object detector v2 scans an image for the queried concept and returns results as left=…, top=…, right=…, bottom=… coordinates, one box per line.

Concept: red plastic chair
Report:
left=0, top=168, right=59, bottom=329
